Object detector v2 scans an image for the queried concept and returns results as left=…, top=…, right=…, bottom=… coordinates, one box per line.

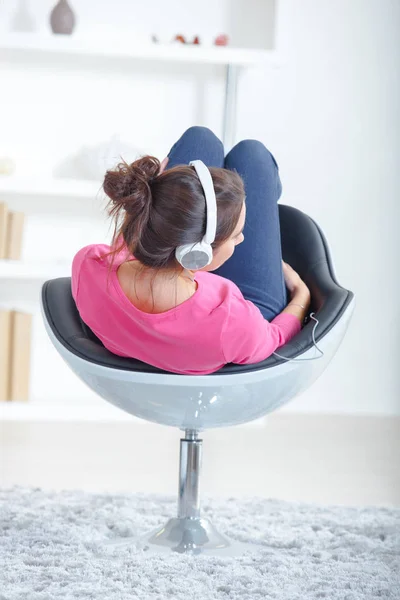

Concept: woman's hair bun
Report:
left=103, top=155, right=160, bottom=215
left=104, top=155, right=160, bottom=246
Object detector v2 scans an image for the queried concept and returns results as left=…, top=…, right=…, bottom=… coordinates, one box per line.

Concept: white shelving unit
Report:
left=0, top=176, right=100, bottom=201
left=0, top=33, right=280, bottom=149
left=0, top=260, right=70, bottom=280
left=0, top=34, right=278, bottom=67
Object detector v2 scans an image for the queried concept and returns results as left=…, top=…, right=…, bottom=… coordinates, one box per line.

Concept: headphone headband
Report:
left=189, top=160, right=217, bottom=245
left=175, top=159, right=217, bottom=270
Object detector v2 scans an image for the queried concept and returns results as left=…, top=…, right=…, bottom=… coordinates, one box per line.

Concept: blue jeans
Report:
left=167, top=127, right=287, bottom=320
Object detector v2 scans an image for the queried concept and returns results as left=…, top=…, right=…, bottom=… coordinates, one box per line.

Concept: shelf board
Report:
left=0, top=401, right=142, bottom=422
left=0, top=33, right=279, bottom=67
left=0, top=260, right=70, bottom=280
left=0, top=400, right=267, bottom=425
left=0, top=176, right=101, bottom=200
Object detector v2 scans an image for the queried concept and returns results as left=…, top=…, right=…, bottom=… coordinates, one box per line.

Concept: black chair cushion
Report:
left=42, top=205, right=353, bottom=375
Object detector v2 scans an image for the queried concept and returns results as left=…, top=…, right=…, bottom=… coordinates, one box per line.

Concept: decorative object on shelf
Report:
left=214, top=34, right=229, bottom=46
left=9, top=311, right=32, bottom=402
left=172, top=35, right=201, bottom=45
left=5, top=211, right=25, bottom=261
left=10, top=0, right=36, bottom=32
left=173, top=34, right=186, bottom=44
left=150, top=34, right=174, bottom=45
left=54, top=135, right=143, bottom=181
left=50, top=0, right=76, bottom=35
left=0, top=158, right=16, bottom=176
left=172, top=34, right=200, bottom=46
left=0, top=310, right=12, bottom=402
left=0, top=203, right=8, bottom=259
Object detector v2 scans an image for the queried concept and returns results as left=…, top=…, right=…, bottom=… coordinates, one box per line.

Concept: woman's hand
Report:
left=283, top=261, right=306, bottom=295
left=282, top=261, right=311, bottom=323
left=159, top=157, right=169, bottom=175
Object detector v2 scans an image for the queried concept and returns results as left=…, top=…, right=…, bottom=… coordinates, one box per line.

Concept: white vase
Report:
left=11, top=0, right=36, bottom=32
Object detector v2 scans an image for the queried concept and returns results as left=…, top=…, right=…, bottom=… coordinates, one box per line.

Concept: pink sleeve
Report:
left=71, top=243, right=127, bottom=301
left=71, top=246, right=92, bottom=301
left=221, top=295, right=301, bottom=365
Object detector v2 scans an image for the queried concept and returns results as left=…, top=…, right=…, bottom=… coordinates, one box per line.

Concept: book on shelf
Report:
left=0, top=202, right=8, bottom=259
left=5, top=211, right=25, bottom=260
left=9, top=311, right=32, bottom=401
left=0, top=202, right=25, bottom=261
left=0, top=310, right=12, bottom=401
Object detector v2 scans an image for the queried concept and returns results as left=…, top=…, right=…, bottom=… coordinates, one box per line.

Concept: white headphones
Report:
left=175, top=160, right=217, bottom=270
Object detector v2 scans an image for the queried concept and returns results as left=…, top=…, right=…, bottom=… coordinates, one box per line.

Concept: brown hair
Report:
left=104, top=155, right=245, bottom=269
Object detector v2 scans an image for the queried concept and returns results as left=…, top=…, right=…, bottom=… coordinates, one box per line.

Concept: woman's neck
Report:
left=117, top=260, right=197, bottom=314
left=130, top=260, right=194, bottom=281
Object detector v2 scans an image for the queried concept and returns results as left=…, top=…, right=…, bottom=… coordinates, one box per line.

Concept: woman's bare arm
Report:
left=281, top=261, right=311, bottom=323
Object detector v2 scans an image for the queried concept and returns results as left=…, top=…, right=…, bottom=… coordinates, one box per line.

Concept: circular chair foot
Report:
left=107, top=517, right=257, bottom=556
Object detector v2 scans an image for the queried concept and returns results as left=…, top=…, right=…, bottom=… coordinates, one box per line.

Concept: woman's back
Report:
left=72, top=244, right=301, bottom=375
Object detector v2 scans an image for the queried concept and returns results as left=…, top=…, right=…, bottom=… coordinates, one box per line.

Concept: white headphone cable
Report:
left=272, top=313, right=325, bottom=362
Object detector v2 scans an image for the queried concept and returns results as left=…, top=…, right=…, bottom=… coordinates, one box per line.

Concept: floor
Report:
left=1, top=414, right=399, bottom=507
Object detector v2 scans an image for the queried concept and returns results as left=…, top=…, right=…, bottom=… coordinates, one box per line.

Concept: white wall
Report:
left=263, top=0, right=400, bottom=415
left=0, top=0, right=399, bottom=415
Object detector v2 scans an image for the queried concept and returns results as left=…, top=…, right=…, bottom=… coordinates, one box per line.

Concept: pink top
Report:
left=71, top=244, right=301, bottom=375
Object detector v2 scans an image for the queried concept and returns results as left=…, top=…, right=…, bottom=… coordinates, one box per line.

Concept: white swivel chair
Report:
left=41, top=205, right=354, bottom=556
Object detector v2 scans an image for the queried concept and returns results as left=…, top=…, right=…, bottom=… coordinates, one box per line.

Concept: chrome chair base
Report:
left=104, top=431, right=257, bottom=555
left=107, top=517, right=255, bottom=556
left=143, top=517, right=255, bottom=555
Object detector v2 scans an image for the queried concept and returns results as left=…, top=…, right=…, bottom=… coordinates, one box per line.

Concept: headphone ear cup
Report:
left=175, top=241, right=213, bottom=270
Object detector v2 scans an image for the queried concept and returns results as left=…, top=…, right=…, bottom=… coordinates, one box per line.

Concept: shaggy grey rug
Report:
left=0, top=488, right=399, bottom=600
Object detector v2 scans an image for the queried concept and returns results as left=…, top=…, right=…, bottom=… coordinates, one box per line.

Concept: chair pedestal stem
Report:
left=178, top=429, right=202, bottom=519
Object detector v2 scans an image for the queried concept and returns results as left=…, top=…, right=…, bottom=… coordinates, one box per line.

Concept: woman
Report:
left=72, top=127, right=310, bottom=375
